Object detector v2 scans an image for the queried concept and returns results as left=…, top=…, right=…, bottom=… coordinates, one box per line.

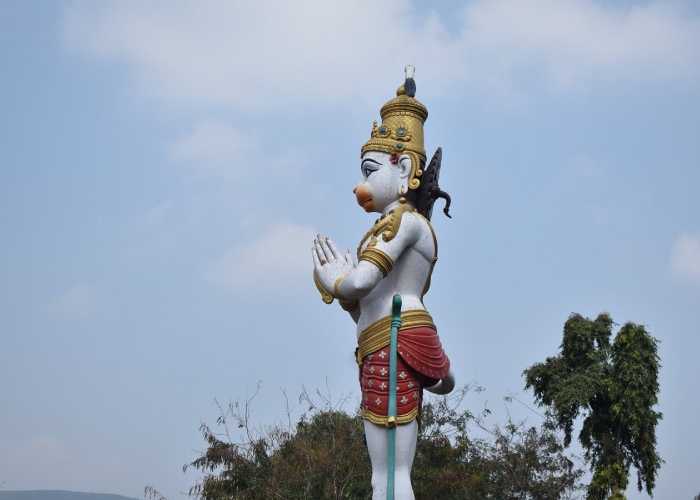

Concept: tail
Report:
left=425, top=370, right=455, bottom=395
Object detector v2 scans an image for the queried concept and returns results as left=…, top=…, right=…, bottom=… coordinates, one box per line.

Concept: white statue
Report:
left=312, top=66, right=454, bottom=500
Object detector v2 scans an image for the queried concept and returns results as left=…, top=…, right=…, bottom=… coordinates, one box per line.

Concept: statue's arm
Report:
left=325, top=213, right=422, bottom=301
left=313, top=235, right=381, bottom=302
left=334, top=260, right=384, bottom=301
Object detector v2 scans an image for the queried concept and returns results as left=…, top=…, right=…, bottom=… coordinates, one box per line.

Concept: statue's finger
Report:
left=312, top=247, right=323, bottom=269
left=314, top=239, right=329, bottom=265
left=317, top=234, right=334, bottom=261
left=344, top=249, right=355, bottom=265
left=326, top=237, right=344, bottom=261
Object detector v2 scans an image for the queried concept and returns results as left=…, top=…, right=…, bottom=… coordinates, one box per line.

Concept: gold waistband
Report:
left=356, top=309, right=435, bottom=364
left=362, top=407, right=419, bottom=426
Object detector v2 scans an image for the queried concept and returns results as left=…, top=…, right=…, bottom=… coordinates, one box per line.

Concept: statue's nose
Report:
left=353, top=185, right=358, bottom=194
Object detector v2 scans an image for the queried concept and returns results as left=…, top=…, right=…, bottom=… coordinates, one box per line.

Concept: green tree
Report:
left=174, top=384, right=584, bottom=499
left=180, top=387, right=372, bottom=499
left=413, top=388, right=583, bottom=499
left=523, top=313, right=662, bottom=499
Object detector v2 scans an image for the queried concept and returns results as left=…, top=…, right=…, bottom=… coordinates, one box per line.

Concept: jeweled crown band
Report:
left=361, top=70, right=429, bottom=191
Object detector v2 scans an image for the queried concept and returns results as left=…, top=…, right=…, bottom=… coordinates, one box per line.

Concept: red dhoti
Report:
left=357, top=311, right=450, bottom=426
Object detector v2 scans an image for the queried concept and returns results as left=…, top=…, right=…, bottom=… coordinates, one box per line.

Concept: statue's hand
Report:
left=312, top=234, right=356, bottom=295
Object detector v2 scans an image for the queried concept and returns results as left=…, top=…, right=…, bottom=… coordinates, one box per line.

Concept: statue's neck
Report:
left=382, top=200, right=414, bottom=215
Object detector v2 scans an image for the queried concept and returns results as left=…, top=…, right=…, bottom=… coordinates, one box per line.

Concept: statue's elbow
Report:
left=353, top=280, right=376, bottom=298
left=342, top=267, right=383, bottom=300
left=345, top=275, right=381, bottom=299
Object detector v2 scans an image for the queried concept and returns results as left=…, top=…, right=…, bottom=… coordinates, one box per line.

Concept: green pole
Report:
left=387, top=294, right=402, bottom=500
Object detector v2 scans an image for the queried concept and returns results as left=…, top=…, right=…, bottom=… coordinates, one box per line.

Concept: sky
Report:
left=1, top=0, right=699, bottom=498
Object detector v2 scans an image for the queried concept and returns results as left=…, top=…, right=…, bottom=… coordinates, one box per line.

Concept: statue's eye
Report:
left=363, top=165, right=378, bottom=177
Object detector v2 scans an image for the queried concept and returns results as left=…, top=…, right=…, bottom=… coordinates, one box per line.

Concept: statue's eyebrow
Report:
left=361, top=158, right=381, bottom=165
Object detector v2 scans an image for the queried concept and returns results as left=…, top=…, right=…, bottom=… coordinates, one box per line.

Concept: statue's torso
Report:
left=355, top=209, right=436, bottom=336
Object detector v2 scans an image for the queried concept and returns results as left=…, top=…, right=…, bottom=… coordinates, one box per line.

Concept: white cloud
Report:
left=128, top=232, right=176, bottom=263
left=167, top=118, right=308, bottom=186
left=127, top=121, right=313, bottom=263
left=202, top=224, right=317, bottom=292
left=670, top=233, right=700, bottom=284
left=458, top=0, right=700, bottom=92
left=62, top=0, right=700, bottom=109
left=61, top=0, right=419, bottom=110
left=128, top=203, right=180, bottom=262
left=168, top=118, right=259, bottom=172
left=47, top=284, right=98, bottom=320
left=134, top=202, right=173, bottom=228
left=0, top=436, right=137, bottom=494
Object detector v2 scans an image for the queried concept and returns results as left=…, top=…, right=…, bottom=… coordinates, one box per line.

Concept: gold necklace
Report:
left=356, top=205, right=415, bottom=258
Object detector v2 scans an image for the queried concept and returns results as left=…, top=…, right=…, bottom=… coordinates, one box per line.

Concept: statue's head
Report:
left=355, top=65, right=429, bottom=214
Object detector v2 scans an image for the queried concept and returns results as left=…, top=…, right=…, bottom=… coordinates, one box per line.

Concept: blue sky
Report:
left=1, top=1, right=699, bottom=498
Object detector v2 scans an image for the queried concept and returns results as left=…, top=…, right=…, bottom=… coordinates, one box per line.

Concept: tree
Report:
left=414, top=390, right=584, bottom=499
left=175, top=384, right=584, bottom=499
left=180, top=387, right=372, bottom=499
left=523, top=313, right=662, bottom=499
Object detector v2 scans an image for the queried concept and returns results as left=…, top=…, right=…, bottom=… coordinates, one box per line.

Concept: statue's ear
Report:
left=397, top=154, right=411, bottom=179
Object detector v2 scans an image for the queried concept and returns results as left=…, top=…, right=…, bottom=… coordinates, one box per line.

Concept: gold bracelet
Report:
left=313, top=270, right=334, bottom=304
left=334, top=276, right=347, bottom=301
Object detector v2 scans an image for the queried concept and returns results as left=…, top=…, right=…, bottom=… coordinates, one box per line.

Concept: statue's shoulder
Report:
left=375, top=205, right=431, bottom=243
left=357, top=206, right=432, bottom=253
left=382, top=205, right=421, bottom=242
left=402, top=208, right=432, bottom=230
left=356, top=205, right=412, bottom=257
left=399, top=208, right=435, bottom=240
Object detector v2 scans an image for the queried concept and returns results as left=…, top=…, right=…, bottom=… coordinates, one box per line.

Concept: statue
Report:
left=312, top=65, right=454, bottom=499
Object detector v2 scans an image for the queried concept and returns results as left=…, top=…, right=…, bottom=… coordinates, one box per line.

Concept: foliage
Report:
left=182, top=385, right=371, bottom=499
left=414, top=388, right=584, bottom=499
left=0, top=493, right=137, bottom=500
left=177, top=383, right=584, bottom=499
left=523, top=313, right=663, bottom=499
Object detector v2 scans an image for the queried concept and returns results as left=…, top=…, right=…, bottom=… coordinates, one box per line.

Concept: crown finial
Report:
left=397, top=65, right=416, bottom=97
left=403, top=65, right=416, bottom=98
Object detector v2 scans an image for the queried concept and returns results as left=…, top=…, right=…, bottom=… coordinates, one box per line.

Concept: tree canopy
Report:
left=171, top=385, right=584, bottom=499
left=523, top=313, right=662, bottom=499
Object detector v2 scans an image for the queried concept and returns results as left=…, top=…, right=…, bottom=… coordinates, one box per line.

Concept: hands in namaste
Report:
left=312, top=234, right=356, bottom=296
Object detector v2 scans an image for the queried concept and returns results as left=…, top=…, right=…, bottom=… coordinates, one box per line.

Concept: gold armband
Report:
left=359, top=247, right=394, bottom=277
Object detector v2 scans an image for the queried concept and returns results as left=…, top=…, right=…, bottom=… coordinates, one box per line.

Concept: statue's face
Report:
left=354, top=151, right=404, bottom=213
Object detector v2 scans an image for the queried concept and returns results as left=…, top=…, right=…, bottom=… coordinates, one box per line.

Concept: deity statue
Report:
left=312, top=65, right=454, bottom=499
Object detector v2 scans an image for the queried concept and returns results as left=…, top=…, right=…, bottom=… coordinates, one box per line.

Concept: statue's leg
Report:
left=364, top=419, right=418, bottom=500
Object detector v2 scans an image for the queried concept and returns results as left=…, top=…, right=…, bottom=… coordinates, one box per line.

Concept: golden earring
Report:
left=399, top=186, right=406, bottom=204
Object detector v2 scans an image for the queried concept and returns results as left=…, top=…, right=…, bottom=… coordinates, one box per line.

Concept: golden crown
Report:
left=361, top=65, right=429, bottom=190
